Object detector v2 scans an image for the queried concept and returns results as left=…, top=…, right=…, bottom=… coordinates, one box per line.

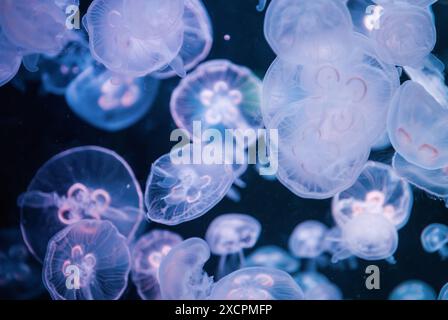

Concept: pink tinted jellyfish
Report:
left=17, top=146, right=143, bottom=262
left=288, top=220, right=328, bottom=259
left=209, top=267, right=305, bottom=300
left=158, top=238, right=214, bottom=300
left=205, top=214, right=261, bottom=278
left=43, top=220, right=131, bottom=300
left=0, top=28, right=22, bottom=87
left=332, top=161, right=413, bottom=230
left=131, top=230, right=183, bottom=300
left=420, top=223, right=448, bottom=259
left=65, top=65, right=160, bottom=131
left=170, top=60, right=263, bottom=147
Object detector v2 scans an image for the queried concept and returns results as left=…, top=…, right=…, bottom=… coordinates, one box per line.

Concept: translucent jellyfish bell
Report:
left=387, top=81, right=448, bottom=170
left=439, top=283, right=448, bottom=300
left=0, top=28, right=22, bottom=87
left=245, top=246, right=300, bottom=274
left=294, top=272, right=343, bottom=300
left=288, top=221, right=328, bottom=259
left=209, top=267, right=305, bottom=300
left=332, top=161, right=413, bottom=230
left=65, top=65, right=160, bottom=131
left=131, top=230, right=183, bottom=300
left=420, top=223, right=448, bottom=259
left=389, top=280, right=437, bottom=300
left=158, top=238, right=213, bottom=300
left=43, top=220, right=131, bottom=300
left=18, top=146, right=143, bottom=262
left=264, top=0, right=354, bottom=65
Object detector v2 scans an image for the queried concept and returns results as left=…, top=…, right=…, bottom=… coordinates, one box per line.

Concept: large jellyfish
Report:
left=209, top=267, right=305, bottom=300
left=389, top=280, right=437, bottom=300
left=65, top=65, right=160, bottom=131
left=144, top=146, right=234, bottom=225
left=245, top=246, right=300, bottom=274
left=332, top=161, right=413, bottom=230
left=170, top=60, right=263, bottom=147
left=439, top=283, right=448, bottom=300
left=264, top=0, right=354, bottom=65
left=420, top=223, right=448, bottom=259
left=0, top=28, right=22, bottom=87
left=158, top=238, right=213, bottom=300
left=387, top=81, right=448, bottom=170
left=18, top=146, right=143, bottom=262
left=205, top=214, right=261, bottom=278
left=43, top=220, right=131, bottom=300
left=288, top=221, right=328, bottom=259
left=131, top=230, right=183, bottom=300
left=294, top=272, right=343, bottom=300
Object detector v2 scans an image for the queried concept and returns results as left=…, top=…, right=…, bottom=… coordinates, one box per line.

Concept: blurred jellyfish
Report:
left=209, top=267, right=304, bottom=300
left=66, top=65, right=160, bottom=131
left=332, top=161, right=413, bottom=230
left=158, top=238, right=213, bottom=300
left=144, top=146, right=234, bottom=225
left=131, top=230, right=183, bottom=300
left=294, top=272, right=343, bottom=300
left=206, top=214, right=261, bottom=278
left=43, top=220, right=131, bottom=300
left=153, top=0, right=212, bottom=79
left=170, top=60, right=263, bottom=147
left=439, top=283, right=448, bottom=300
left=421, top=223, right=448, bottom=259
left=387, top=81, right=448, bottom=170
left=389, top=280, right=437, bottom=300
left=0, top=28, right=22, bottom=87
left=18, top=146, right=143, bottom=262
left=245, top=246, right=299, bottom=274
left=289, top=221, right=328, bottom=259
left=322, top=227, right=359, bottom=270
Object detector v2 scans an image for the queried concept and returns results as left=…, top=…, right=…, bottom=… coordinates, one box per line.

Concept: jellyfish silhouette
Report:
left=389, top=280, right=437, bottom=300
left=245, top=246, right=299, bottom=274
left=421, top=223, right=448, bottom=259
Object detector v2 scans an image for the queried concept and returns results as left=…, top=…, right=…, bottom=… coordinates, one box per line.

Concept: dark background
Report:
left=0, top=0, right=447, bottom=300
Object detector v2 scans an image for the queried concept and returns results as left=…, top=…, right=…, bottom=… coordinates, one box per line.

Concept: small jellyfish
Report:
left=43, top=220, right=131, bottom=300
left=170, top=60, right=263, bottom=147
left=65, top=65, right=160, bottom=131
left=245, top=246, right=300, bottom=274
left=205, top=214, right=261, bottom=278
left=420, top=223, right=448, bottom=259
left=332, top=161, right=413, bottom=230
left=0, top=28, right=22, bottom=87
left=387, top=81, right=448, bottom=170
left=439, top=283, right=448, bottom=300
left=209, top=267, right=305, bottom=300
left=288, top=221, right=328, bottom=259
left=158, top=238, right=214, bottom=300
left=389, top=280, right=437, bottom=300
left=131, top=230, right=183, bottom=300
left=18, top=146, right=143, bottom=262
left=144, top=146, right=234, bottom=225
left=294, top=272, right=343, bottom=300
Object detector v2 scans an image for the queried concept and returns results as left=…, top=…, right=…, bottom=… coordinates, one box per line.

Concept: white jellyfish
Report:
left=288, top=221, right=328, bottom=259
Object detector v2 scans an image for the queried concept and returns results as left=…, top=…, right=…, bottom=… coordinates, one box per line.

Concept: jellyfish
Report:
left=83, top=0, right=186, bottom=77
left=439, top=283, right=448, bottom=300
left=158, top=238, right=213, bottom=300
left=131, top=230, right=183, bottom=300
left=389, top=280, right=437, bottom=300
left=322, top=227, right=359, bottom=270
left=144, top=146, right=234, bottom=225
left=43, top=220, right=131, bottom=300
left=0, top=28, right=22, bottom=87
left=288, top=221, right=328, bottom=260
left=153, top=0, right=213, bottom=79
left=420, top=223, right=448, bottom=259
left=205, top=214, right=261, bottom=278
left=209, top=267, right=305, bottom=300
left=263, top=0, right=354, bottom=65
left=245, top=246, right=300, bottom=274
left=170, top=60, right=263, bottom=147
left=294, top=272, right=343, bottom=300
left=65, top=65, right=160, bottom=131
left=17, top=146, right=143, bottom=262
left=387, top=81, right=448, bottom=170
left=332, top=161, right=413, bottom=230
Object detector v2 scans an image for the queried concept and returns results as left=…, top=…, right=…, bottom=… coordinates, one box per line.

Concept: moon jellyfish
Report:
left=288, top=221, right=328, bottom=259
left=439, top=283, right=448, bottom=300
left=332, top=161, right=413, bottom=230
left=264, top=0, right=354, bottom=65
left=389, top=280, right=437, bottom=300
left=294, top=272, right=343, bottom=300
left=158, top=238, right=213, bottom=300
left=153, top=0, right=212, bottom=79
left=209, top=267, right=305, bottom=300
left=387, top=81, right=448, bottom=170
left=421, top=223, right=448, bottom=259
left=206, top=214, right=261, bottom=278
left=144, top=147, right=234, bottom=225
left=131, top=230, right=183, bottom=300
left=170, top=60, right=263, bottom=146
left=66, top=65, right=160, bottom=131
left=18, top=146, right=143, bottom=262
left=245, top=246, right=299, bottom=274
left=43, top=220, right=131, bottom=300
left=0, top=28, right=22, bottom=87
